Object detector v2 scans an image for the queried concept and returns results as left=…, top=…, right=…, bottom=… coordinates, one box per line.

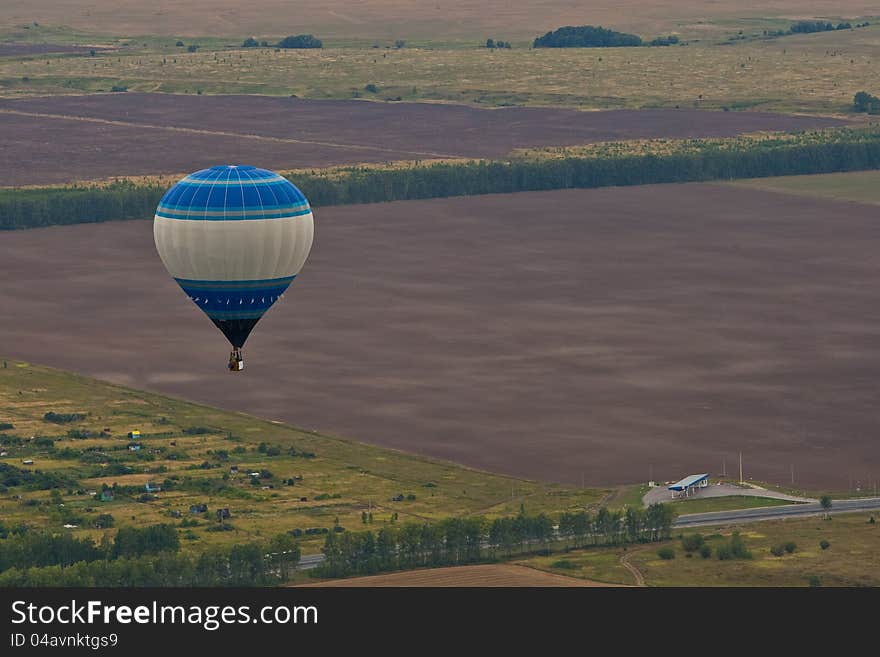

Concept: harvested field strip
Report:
left=0, top=108, right=460, bottom=159
left=298, top=564, right=616, bottom=586
left=0, top=94, right=844, bottom=185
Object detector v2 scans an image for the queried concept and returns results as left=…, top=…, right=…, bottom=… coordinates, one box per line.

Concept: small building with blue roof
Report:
left=668, top=473, right=709, bottom=498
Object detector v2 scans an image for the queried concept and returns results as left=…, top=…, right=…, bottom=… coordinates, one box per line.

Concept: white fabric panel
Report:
left=153, top=213, right=314, bottom=281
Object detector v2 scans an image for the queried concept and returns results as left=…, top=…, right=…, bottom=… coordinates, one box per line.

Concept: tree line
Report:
left=316, top=504, right=675, bottom=578
left=3, top=130, right=880, bottom=231
left=0, top=525, right=300, bottom=587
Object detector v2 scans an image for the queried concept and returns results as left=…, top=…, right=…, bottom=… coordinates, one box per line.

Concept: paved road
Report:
left=297, top=498, right=880, bottom=570
left=673, top=497, right=880, bottom=528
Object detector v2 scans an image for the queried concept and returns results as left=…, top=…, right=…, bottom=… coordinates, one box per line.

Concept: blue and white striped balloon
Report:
left=153, top=165, right=314, bottom=349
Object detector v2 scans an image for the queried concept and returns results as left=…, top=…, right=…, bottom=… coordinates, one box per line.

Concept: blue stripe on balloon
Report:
left=175, top=277, right=293, bottom=319
left=175, top=276, right=295, bottom=290
left=155, top=206, right=312, bottom=221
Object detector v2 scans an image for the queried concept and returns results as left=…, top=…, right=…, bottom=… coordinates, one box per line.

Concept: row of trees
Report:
left=0, top=529, right=300, bottom=587
left=243, top=35, right=323, bottom=49
left=789, top=20, right=858, bottom=34
left=317, top=505, right=675, bottom=578
left=0, top=524, right=179, bottom=572
left=4, top=130, right=880, bottom=231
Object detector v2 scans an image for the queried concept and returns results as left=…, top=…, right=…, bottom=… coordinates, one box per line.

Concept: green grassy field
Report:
left=730, top=169, right=880, bottom=205
left=0, top=361, right=606, bottom=555
left=2, top=20, right=879, bottom=113
left=521, top=513, right=880, bottom=586
left=664, top=495, right=797, bottom=514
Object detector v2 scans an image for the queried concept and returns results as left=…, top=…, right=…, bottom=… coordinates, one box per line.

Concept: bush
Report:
left=784, top=541, right=797, bottom=554
left=242, top=37, right=259, bottom=48
left=43, top=411, right=86, bottom=424
left=649, top=35, right=680, bottom=46
left=183, top=426, right=212, bottom=435
left=0, top=422, right=13, bottom=430
left=808, top=575, right=821, bottom=587
left=94, top=513, right=114, bottom=529
left=186, top=45, right=199, bottom=53
left=551, top=559, right=576, bottom=569
left=277, top=34, right=322, bottom=49
left=819, top=539, right=830, bottom=550
left=681, top=533, right=704, bottom=552
left=175, top=41, right=184, bottom=47
left=770, top=544, right=785, bottom=557
left=730, top=532, right=752, bottom=559
left=657, top=547, right=675, bottom=560
left=534, top=25, right=642, bottom=48
left=110, top=85, right=128, bottom=92
left=364, top=83, right=379, bottom=93
left=699, top=544, right=712, bottom=559
left=854, top=91, right=880, bottom=114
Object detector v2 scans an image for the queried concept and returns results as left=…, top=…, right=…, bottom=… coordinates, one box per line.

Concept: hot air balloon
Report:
left=153, top=165, right=314, bottom=371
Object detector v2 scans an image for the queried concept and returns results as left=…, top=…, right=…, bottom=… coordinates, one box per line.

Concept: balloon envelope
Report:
left=153, top=165, right=314, bottom=348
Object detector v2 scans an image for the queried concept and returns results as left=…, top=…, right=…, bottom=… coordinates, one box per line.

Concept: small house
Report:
left=22, top=459, right=34, bottom=465
left=230, top=465, right=239, bottom=474
left=128, top=443, right=141, bottom=452
left=144, top=482, right=161, bottom=493
left=216, top=507, right=231, bottom=520
left=127, top=430, right=141, bottom=439
left=170, top=510, right=181, bottom=518
left=189, top=503, right=208, bottom=514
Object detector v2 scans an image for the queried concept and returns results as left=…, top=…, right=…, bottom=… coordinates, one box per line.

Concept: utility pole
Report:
left=739, top=452, right=743, bottom=484
left=791, top=464, right=794, bottom=485
left=722, top=458, right=727, bottom=477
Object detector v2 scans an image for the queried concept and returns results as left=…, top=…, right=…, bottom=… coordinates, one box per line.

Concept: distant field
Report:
left=0, top=0, right=877, bottom=41
left=523, top=514, right=880, bottom=586
left=0, top=362, right=605, bottom=554
left=298, top=563, right=614, bottom=586
left=5, top=185, right=880, bottom=489
left=0, top=94, right=843, bottom=185
left=730, top=169, right=880, bottom=205
left=2, top=21, right=879, bottom=113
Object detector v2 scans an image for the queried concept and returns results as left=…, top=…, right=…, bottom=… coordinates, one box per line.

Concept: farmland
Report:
left=522, top=513, right=880, bottom=586
left=0, top=362, right=605, bottom=555
left=1, top=15, right=880, bottom=113
left=0, top=0, right=877, bottom=42
left=297, top=563, right=615, bottom=586
left=3, top=183, right=880, bottom=490
left=0, top=93, right=845, bottom=186
left=730, top=169, right=880, bottom=205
